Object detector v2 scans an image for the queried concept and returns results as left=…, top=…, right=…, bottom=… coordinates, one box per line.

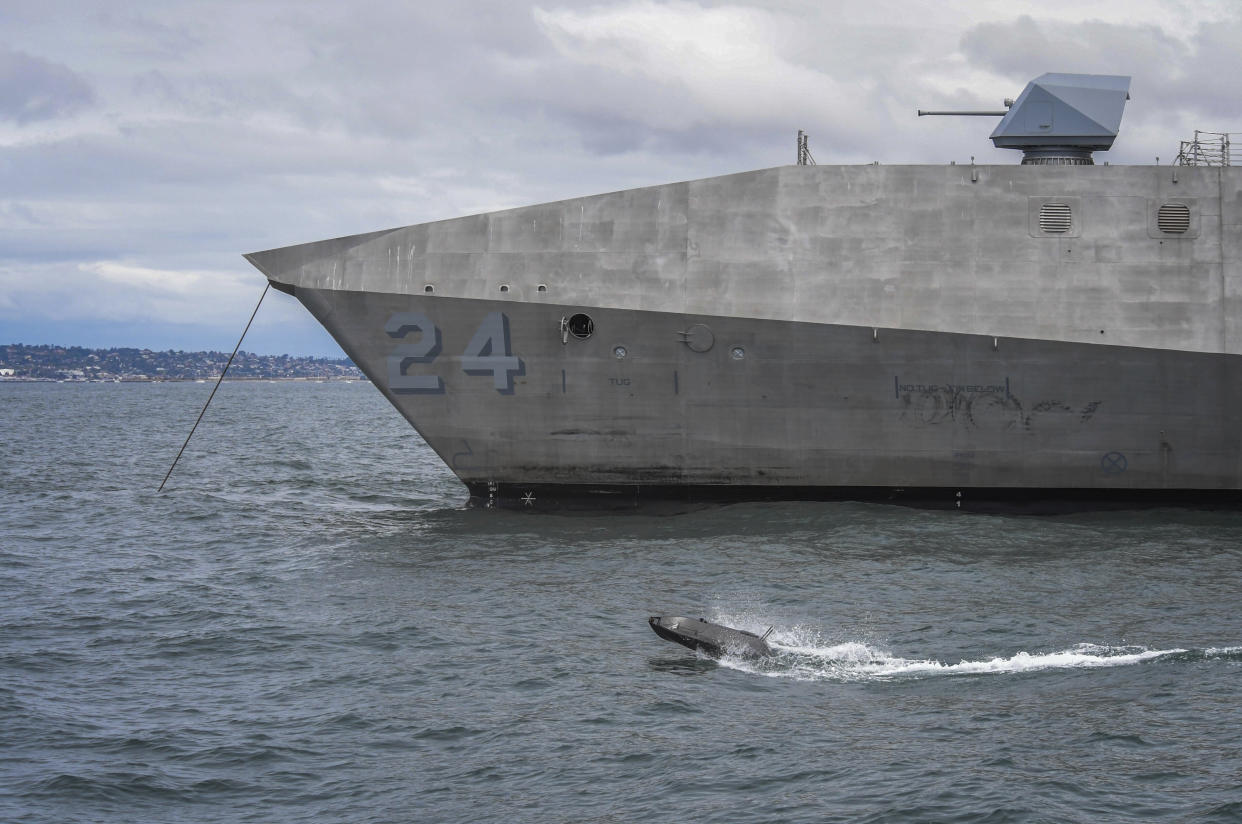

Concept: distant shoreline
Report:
left=0, top=376, right=370, bottom=383
left=1, top=343, right=364, bottom=382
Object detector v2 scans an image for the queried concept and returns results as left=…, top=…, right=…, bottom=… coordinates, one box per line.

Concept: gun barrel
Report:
left=917, top=110, right=1010, bottom=116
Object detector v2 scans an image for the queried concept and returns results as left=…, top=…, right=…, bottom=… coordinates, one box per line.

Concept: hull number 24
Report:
left=385, top=311, right=524, bottom=394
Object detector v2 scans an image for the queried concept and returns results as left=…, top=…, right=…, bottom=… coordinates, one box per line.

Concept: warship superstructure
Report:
left=246, top=74, right=1242, bottom=510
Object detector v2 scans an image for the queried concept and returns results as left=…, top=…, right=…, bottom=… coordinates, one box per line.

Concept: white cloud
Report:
left=82, top=261, right=238, bottom=296
left=537, top=3, right=815, bottom=100
left=533, top=2, right=874, bottom=140
left=0, top=259, right=256, bottom=324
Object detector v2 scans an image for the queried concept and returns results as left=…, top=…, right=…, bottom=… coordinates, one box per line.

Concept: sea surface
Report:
left=2, top=380, right=1241, bottom=823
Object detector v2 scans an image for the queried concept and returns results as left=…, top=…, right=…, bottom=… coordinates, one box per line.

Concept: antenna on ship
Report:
left=919, top=73, right=1132, bottom=165
left=796, top=130, right=816, bottom=166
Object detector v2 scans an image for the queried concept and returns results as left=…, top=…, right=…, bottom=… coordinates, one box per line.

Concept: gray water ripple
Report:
left=4, top=382, right=1242, bottom=823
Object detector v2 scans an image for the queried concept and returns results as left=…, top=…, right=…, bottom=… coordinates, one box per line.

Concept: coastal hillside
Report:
left=0, top=344, right=364, bottom=382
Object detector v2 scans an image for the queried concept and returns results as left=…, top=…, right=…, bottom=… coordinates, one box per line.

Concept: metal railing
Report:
left=1175, top=131, right=1232, bottom=166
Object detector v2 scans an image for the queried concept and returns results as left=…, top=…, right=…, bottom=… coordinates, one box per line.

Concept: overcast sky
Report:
left=2, top=0, right=1239, bottom=356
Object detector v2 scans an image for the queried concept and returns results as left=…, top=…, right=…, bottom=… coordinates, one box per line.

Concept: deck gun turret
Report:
left=920, top=72, right=1131, bottom=165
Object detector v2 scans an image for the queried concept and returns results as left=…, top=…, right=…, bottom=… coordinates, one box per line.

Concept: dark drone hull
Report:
left=648, top=616, right=773, bottom=658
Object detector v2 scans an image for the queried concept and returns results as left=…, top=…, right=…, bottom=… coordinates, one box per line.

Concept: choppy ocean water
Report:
left=2, top=380, right=1241, bottom=823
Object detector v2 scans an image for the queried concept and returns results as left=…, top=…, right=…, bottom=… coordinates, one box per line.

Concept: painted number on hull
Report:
left=385, top=311, right=523, bottom=394
left=386, top=312, right=443, bottom=394
left=461, top=312, right=524, bottom=394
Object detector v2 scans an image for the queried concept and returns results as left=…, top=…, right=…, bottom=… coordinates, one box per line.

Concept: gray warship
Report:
left=246, top=73, right=1242, bottom=511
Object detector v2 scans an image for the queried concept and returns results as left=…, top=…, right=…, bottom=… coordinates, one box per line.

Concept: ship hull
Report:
left=247, top=160, right=1241, bottom=511
left=287, top=284, right=1242, bottom=511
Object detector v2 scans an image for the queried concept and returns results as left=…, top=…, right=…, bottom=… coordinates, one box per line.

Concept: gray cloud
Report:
left=0, top=46, right=94, bottom=123
left=958, top=12, right=1242, bottom=160
left=1171, top=19, right=1242, bottom=120
left=960, top=16, right=1186, bottom=80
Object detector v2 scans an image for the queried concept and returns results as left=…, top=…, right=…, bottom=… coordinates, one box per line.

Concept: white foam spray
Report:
left=704, top=612, right=1206, bottom=682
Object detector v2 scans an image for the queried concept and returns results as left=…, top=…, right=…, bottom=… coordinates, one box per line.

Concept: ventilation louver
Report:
left=1038, top=203, right=1073, bottom=233
left=1157, top=203, right=1191, bottom=234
